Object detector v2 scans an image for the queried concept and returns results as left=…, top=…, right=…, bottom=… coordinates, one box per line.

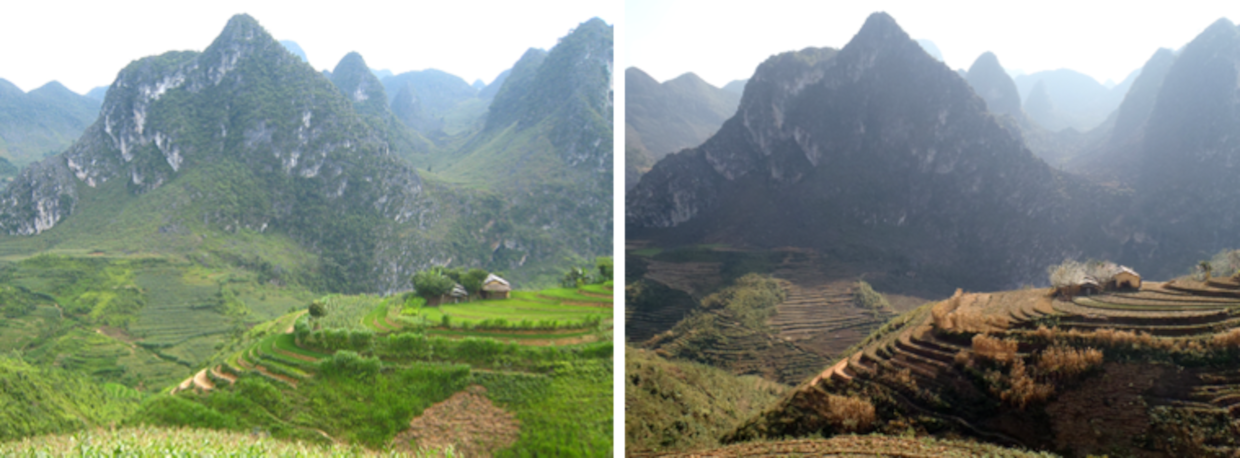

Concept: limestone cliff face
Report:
left=628, top=13, right=1123, bottom=289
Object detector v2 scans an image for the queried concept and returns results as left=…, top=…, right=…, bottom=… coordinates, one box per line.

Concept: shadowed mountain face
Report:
left=628, top=13, right=1124, bottom=291
left=1131, top=19, right=1240, bottom=275
left=966, top=52, right=1023, bottom=119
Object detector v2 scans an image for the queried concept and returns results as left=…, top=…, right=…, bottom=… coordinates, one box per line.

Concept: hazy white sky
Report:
left=0, top=0, right=615, bottom=95
left=629, top=0, right=1240, bottom=88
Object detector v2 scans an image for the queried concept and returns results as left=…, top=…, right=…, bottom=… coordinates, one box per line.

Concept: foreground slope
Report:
left=728, top=274, right=1240, bottom=456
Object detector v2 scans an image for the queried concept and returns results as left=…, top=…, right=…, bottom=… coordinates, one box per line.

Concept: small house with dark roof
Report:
left=481, top=274, right=511, bottom=299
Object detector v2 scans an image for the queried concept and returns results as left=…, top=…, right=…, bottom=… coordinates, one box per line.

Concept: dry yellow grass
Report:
left=973, top=334, right=1019, bottom=364
left=823, top=395, right=876, bottom=433
left=1035, top=346, right=1103, bottom=379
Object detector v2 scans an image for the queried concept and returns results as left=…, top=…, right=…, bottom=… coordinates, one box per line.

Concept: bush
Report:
left=825, top=395, right=876, bottom=433
left=318, top=351, right=381, bottom=379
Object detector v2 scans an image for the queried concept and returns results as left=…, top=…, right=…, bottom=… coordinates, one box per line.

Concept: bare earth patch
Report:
left=391, top=385, right=519, bottom=457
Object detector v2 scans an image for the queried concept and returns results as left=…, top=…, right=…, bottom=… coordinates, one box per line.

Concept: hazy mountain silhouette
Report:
left=628, top=13, right=1122, bottom=291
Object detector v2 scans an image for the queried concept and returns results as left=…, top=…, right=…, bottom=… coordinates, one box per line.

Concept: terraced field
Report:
left=729, top=277, right=1240, bottom=456
left=768, top=250, right=897, bottom=360
left=637, top=435, right=1055, bottom=457
left=180, top=287, right=615, bottom=393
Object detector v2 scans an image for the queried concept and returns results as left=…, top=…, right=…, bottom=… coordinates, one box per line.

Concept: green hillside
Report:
left=131, top=281, right=614, bottom=455
left=0, top=79, right=100, bottom=167
left=0, top=355, right=142, bottom=442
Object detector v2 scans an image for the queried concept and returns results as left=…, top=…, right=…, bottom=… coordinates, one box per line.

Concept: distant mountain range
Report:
left=0, top=14, right=612, bottom=291
left=625, top=68, right=740, bottom=190
left=0, top=79, right=101, bottom=168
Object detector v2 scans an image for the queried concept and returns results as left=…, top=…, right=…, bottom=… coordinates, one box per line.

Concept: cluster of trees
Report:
left=410, top=266, right=491, bottom=303
left=562, top=257, right=613, bottom=287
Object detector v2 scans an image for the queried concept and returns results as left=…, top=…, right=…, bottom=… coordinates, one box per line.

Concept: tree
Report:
left=461, top=268, right=489, bottom=297
left=411, top=269, right=454, bottom=302
left=308, top=299, right=327, bottom=318
left=562, top=266, right=590, bottom=288
left=595, top=257, right=613, bottom=282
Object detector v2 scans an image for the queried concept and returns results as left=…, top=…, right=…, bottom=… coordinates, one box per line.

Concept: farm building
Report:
left=1113, top=267, right=1141, bottom=290
left=482, top=274, right=511, bottom=299
left=449, top=284, right=468, bottom=303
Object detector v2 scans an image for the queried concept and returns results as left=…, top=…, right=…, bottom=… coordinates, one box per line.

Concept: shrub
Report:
left=853, top=281, right=892, bottom=317
left=997, top=359, right=1054, bottom=409
left=1035, top=346, right=1103, bottom=378
left=972, top=334, right=1019, bottom=364
left=318, top=350, right=381, bottom=379
left=825, top=394, right=876, bottom=433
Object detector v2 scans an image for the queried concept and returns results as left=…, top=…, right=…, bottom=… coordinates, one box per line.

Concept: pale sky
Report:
left=629, top=0, right=1240, bottom=88
left=0, top=0, right=615, bottom=95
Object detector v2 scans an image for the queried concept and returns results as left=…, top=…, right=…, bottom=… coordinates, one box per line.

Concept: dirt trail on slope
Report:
left=390, top=385, right=519, bottom=457
left=211, top=365, right=237, bottom=385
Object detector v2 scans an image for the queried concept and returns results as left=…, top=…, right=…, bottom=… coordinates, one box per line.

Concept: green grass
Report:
left=424, top=328, right=596, bottom=341
left=409, top=298, right=605, bottom=329
left=313, top=295, right=384, bottom=331
left=578, top=283, right=612, bottom=295
left=524, top=288, right=612, bottom=303
left=272, top=333, right=331, bottom=360
left=630, top=247, right=663, bottom=257
left=473, top=360, right=613, bottom=456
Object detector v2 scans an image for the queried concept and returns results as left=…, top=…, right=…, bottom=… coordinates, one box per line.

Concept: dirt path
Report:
left=211, top=365, right=237, bottom=385
left=192, top=368, right=215, bottom=391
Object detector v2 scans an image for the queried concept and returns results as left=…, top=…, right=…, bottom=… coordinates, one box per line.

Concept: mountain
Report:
left=478, top=68, right=511, bottom=100
left=1061, top=48, right=1176, bottom=181
left=625, top=68, right=741, bottom=190
left=279, top=40, right=307, bottom=63
left=0, top=79, right=101, bottom=166
left=966, top=52, right=1023, bottom=119
left=86, top=86, right=109, bottom=101
left=471, top=79, right=485, bottom=90
left=380, top=69, right=478, bottom=134
left=627, top=12, right=1123, bottom=291
left=0, top=14, right=606, bottom=292
left=483, top=48, right=549, bottom=131
left=915, top=38, right=943, bottom=61
left=426, top=18, right=611, bottom=278
left=1014, top=68, right=1137, bottom=132
left=1130, top=18, right=1240, bottom=276
left=625, top=126, right=657, bottom=196
left=328, top=52, right=432, bottom=163
left=371, top=68, right=393, bottom=80
left=722, top=79, right=747, bottom=94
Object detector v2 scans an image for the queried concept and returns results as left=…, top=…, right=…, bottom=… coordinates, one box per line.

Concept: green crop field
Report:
left=408, top=299, right=606, bottom=328
left=528, top=288, right=612, bottom=303
left=312, top=295, right=386, bottom=331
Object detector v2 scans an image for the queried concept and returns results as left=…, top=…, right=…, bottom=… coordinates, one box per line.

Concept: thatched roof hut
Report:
left=1113, top=267, right=1141, bottom=290
left=482, top=274, right=511, bottom=299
